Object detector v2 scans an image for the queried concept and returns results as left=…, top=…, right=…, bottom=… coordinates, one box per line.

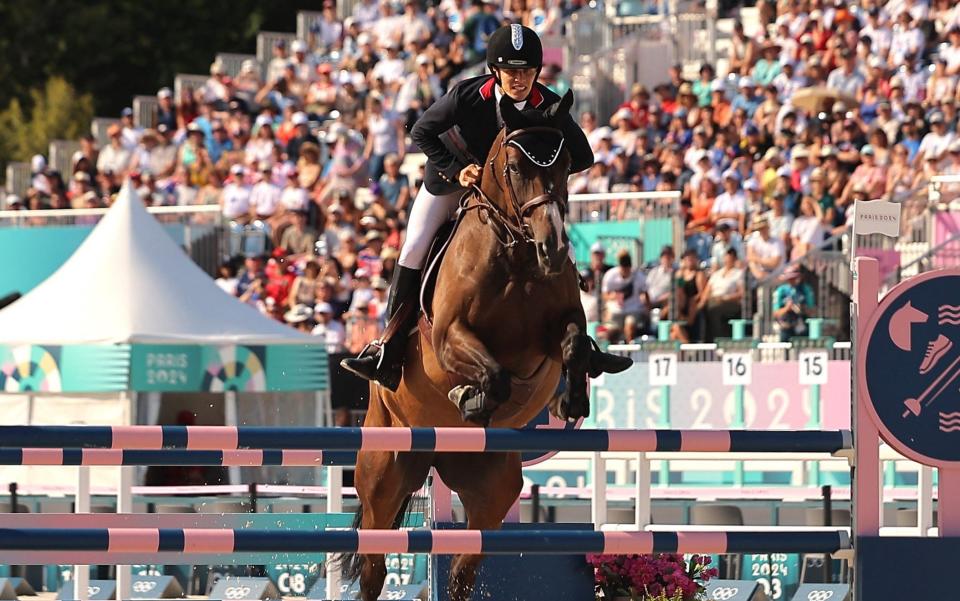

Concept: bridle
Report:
left=461, top=126, right=568, bottom=248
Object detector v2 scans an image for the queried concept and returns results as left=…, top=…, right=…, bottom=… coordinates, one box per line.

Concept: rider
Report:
left=342, top=23, right=631, bottom=391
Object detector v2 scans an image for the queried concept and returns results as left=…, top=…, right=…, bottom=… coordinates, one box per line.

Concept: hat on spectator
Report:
left=744, top=123, right=759, bottom=136
left=889, top=76, right=904, bottom=89
left=291, top=111, right=309, bottom=125
left=751, top=214, right=770, bottom=230
left=255, top=114, right=273, bottom=128
left=760, top=38, right=781, bottom=52
left=240, top=59, right=257, bottom=73
left=597, top=127, right=613, bottom=140
left=186, top=122, right=203, bottom=136
left=852, top=182, right=868, bottom=194
left=5, top=194, right=22, bottom=207
left=590, top=242, right=606, bottom=255
left=31, top=154, right=46, bottom=172
left=291, top=39, right=307, bottom=53
left=925, top=149, right=942, bottom=161
left=314, top=302, right=334, bottom=315
left=678, top=83, right=694, bottom=96
left=365, top=230, right=384, bottom=243
left=861, top=144, right=875, bottom=156
left=950, top=140, right=960, bottom=154
left=809, top=167, right=824, bottom=180
left=776, top=165, right=792, bottom=177
left=354, top=268, right=371, bottom=280
left=121, top=107, right=133, bottom=118
left=229, top=164, right=245, bottom=176
left=371, top=277, right=389, bottom=291
left=930, top=112, right=946, bottom=124
left=792, top=145, right=809, bottom=159
left=763, top=147, right=780, bottom=162
left=73, top=171, right=91, bottom=183
left=738, top=76, right=755, bottom=88
left=258, top=160, right=272, bottom=173
left=157, top=87, right=173, bottom=99
left=357, top=32, right=372, bottom=46
left=615, top=107, right=634, bottom=121
left=832, top=101, right=848, bottom=114
left=329, top=203, right=344, bottom=214
left=722, top=169, right=739, bottom=181
left=743, top=179, right=760, bottom=191
left=284, top=304, right=314, bottom=324
left=710, top=79, right=726, bottom=93
left=416, top=54, right=431, bottom=66
left=209, top=61, right=225, bottom=75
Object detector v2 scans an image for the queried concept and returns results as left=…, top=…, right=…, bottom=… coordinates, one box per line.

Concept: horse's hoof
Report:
left=449, top=385, right=494, bottom=426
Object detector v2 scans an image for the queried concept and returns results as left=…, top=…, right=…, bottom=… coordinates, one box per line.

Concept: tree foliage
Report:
left=0, top=0, right=314, bottom=170
left=0, top=76, right=94, bottom=164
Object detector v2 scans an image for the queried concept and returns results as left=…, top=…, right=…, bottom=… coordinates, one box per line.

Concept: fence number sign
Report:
left=648, top=353, right=678, bottom=386
left=722, top=352, right=752, bottom=386
left=798, top=350, right=828, bottom=385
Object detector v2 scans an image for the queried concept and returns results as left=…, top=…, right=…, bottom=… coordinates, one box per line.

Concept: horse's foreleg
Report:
left=554, top=320, right=592, bottom=421
left=436, top=452, right=523, bottom=601
left=437, top=320, right=511, bottom=424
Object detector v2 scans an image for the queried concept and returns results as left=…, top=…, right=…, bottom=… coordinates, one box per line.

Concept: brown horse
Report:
left=345, top=93, right=602, bottom=601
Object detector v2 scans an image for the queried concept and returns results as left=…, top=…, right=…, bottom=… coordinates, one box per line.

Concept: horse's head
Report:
left=481, top=90, right=575, bottom=277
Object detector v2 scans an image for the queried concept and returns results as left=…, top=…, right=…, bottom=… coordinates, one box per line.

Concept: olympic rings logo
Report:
left=711, top=587, right=740, bottom=600
left=132, top=581, right=157, bottom=593
left=223, top=586, right=252, bottom=599
left=807, top=592, right=834, bottom=601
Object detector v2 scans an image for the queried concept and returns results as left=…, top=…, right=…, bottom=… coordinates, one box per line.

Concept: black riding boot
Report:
left=340, top=266, right=422, bottom=391
left=586, top=336, right=633, bottom=377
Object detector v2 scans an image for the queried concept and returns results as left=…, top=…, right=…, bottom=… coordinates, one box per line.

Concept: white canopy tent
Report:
left=0, top=184, right=330, bottom=599
left=0, top=182, right=308, bottom=345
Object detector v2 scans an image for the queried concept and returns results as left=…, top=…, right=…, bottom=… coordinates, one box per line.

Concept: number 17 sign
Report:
left=648, top=353, right=678, bottom=386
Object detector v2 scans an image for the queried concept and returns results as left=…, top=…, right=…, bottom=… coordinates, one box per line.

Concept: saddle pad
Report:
left=419, top=218, right=460, bottom=323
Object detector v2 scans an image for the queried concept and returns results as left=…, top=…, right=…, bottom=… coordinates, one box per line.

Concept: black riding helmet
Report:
left=486, top=24, right=543, bottom=83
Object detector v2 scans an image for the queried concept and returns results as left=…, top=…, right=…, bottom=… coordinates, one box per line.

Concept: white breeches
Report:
left=398, top=186, right=462, bottom=269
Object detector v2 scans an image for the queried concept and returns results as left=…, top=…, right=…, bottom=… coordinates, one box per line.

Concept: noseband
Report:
left=462, top=126, right=567, bottom=248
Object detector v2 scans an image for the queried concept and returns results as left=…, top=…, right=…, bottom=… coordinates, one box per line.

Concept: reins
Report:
left=458, top=125, right=567, bottom=249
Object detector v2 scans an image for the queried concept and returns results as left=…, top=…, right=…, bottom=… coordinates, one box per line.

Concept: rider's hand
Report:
left=458, top=164, right=481, bottom=187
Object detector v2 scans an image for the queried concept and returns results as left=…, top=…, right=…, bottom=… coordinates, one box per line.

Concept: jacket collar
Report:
left=479, top=76, right=545, bottom=108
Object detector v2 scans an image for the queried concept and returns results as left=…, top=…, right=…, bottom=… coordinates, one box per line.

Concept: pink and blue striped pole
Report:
left=0, top=426, right=852, bottom=453
left=0, top=527, right=849, bottom=561
left=0, top=448, right=357, bottom=467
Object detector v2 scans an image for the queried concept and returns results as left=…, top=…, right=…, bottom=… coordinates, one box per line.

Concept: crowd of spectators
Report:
left=8, top=0, right=960, bottom=345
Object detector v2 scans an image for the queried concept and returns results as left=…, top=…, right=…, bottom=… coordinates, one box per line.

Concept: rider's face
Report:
left=496, top=67, right=537, bottom=102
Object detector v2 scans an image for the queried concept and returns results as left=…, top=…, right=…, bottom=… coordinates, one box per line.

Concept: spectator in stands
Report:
left=698, top=248, right=744, bottom=342
left=97, top=124, right=131, bottom=175
left=646, top=246, right=676, bottom=313
left=711, top=170, right=747, bottom=233
left=601, top=249, right=649, bottom=342
left=746, top=215, right=784, bottom=281
left=221, top=164, right=251, bottom=223
left=249, top=162, right=281, bottom=223
left=378, top=153, right=411, bottom=212
left=177, top=123, right=213, bottom=187
left=363, top=95, right=405, bottom=183
left=396, top=55, right=443, bottom=130
left=155, top=87, right=176, bottom=131
left=312, top=302, right=347, bottom=352
left=280, top=210, right=318, bottom=257
left=673, top=249, right=706, bottom=343
left=710, top=223, right=743, bottom=270
left=286, top=112, right=320, bottom=163
left=790, top=196, right=825, bottom=260
left=772, top=266, right=815, bottom=341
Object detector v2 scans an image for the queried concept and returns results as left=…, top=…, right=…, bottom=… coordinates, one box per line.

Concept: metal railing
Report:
left=173, top=74, right=208, bottom=105
left=0, top=205, right=224, bottom=276
left=4, top=162, right=30, bottom=200
left=749, top=233, right=851, bottom=341
left=132, top=95, right=158, bottom=129
left=568, top=190, right=683, bottom=265
left=215, top=53, right=258, bottom=78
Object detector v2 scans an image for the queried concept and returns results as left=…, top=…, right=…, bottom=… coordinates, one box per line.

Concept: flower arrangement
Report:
left=586, top=553, right=719, bottom=600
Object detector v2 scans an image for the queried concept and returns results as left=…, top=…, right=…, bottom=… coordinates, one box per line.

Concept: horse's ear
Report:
left=546, top=89, right=575, bottom=121
left=499, top=94, right=527, bottom=131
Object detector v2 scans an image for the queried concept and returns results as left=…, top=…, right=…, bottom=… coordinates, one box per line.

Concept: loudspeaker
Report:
left=56, top=580, right=116, bottom=600
left=207, top=577, right=280, bottom=601
left=127, top=576, right=183, bottom=599
left=790, top=583, right=850, bottom=601
left=703, top=579, right=767, bottom=601
left=0, top=579, right=18, bottom=601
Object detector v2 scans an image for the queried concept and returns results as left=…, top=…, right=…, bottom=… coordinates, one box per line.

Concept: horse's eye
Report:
left=507, top=163, right=520, bottom=174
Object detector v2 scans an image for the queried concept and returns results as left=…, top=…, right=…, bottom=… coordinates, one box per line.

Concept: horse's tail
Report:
left=337, top=491, right=420, bottom=584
